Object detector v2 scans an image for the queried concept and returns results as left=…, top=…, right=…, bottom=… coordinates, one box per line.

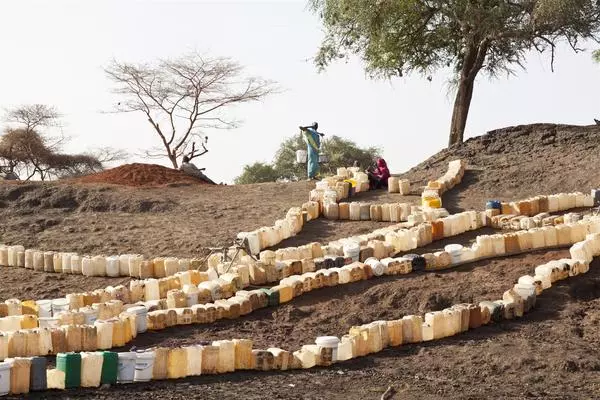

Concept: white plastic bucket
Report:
left=0, top=361, right=10, bottom=395
left=51, top=298, right=69, bottom=316
left=134, top=350, right=155, bottom=382
left=129, top=306, right=148, bottom=334
left=117, top=352, right=136, bottom=384
left=343, top=241, right=360, bottom=263
left=315, top=336, right=341, bottom=362
left=36, top=300, right=52, bottom=318
left=444, top=244, right=464, bottom=265
left=365, top=258, right=386, bottom=277
left=296, top=149, right=307, bottom=164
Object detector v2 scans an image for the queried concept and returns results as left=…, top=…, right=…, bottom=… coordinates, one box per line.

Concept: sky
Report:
left=0, top=0, right=599, bottom=183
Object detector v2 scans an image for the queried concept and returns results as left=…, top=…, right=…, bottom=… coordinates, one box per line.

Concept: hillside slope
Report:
left=0, top=123, right=599, bottom=399
left=401, top=123, right=600, bottom=211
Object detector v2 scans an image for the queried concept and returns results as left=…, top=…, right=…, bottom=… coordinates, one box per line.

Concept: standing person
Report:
left=299, top=122, right=325, bottom=180
left=367, top=158, right=391, bottom=189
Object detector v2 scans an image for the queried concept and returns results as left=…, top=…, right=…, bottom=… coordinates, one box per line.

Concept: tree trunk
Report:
left=168, top=153, right=178, bottom=169
left=448, top=75, right=475, bottom=147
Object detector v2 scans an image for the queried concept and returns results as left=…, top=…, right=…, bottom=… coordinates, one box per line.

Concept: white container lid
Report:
left=51, top=298, right=69, bottom=306
left=136, top=350, right=155, bottom=358
left=444, top=244, right=464, bottom=253
left=128, top=306, right=148, bottom=315
left=315, top=336, right=340, bottom=347
left=117, top=352, right=137, bottom=359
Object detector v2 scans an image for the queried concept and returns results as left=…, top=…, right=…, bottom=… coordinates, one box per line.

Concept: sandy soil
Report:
left=3, top=123, right=600, bottom=399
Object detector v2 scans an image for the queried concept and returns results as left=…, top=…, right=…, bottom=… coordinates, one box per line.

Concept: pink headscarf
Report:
left=373, top=158, right=390, bottom=181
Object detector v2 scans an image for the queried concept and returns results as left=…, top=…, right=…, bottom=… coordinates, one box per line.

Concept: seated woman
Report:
left=367, top=158, right=390, bottom=190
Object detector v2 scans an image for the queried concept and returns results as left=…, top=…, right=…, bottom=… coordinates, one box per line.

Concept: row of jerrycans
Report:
left=501, top=192, right=594, bottom=217
left=131, top=340, right=315, bottom=380
left=336, top=281, right=537, bottom=364
left=145, top=289, right=271, bottom=331
left=0, top=312, right=137, bottom=360
left=20, top=249, right=198, bottom=279
left=475, top=221, right=595, bottom=259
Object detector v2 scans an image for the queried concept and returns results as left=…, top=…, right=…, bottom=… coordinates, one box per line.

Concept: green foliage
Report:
left=234, top=162, right=280, bottom=184
left=311, top=0, right=600, bottom=78
left=235, top=134, right=381, bottom=184
left=310, top=0, right=600, bottom=145
left=593, top=49, right=600, bottom=62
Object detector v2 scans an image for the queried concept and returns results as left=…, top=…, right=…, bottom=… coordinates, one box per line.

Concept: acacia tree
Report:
left=6, top=104, right=61, bottom=132
left=0, top=128, right=103, bottom=180
left=310, top=0, right=600, bottom=146
left=105, top=53, right=277, bottom=168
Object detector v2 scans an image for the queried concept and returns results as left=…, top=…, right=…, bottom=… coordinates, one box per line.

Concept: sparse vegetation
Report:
left=235, top=134, right=380, bottom=183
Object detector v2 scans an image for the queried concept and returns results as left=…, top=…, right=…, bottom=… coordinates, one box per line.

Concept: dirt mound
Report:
left=400, top=123, right=600, bottom=212
left=74, top=163, right=207, bottom=187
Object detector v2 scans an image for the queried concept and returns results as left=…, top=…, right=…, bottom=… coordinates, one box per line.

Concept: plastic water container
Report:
left=343, top=241, right=360, bottom=262
left=129, top=255, right=143, bottom=278
left=56, top=352, right=81, bottom=389
left=315, top=336, right=341, bottom=362
left=80, top=352, right=103, bottom=387
left=399, top=179, right=410, bottom=195
left=38, top=317, right=59, bottom=329
left=144, top=279, right=160, bottom=301
left=364, top=258, right=386, bottom=277
left=35, top=300, right=52, bottom=318
left=164, top=258, right=179, bottom=277
left=106, top=256, right=120, bottom=277
left=60, top=253, right=72, bottom=274
left=118, top=255, right=131, bottom=276
left=117, top=352, right=136, bottom=384
left=81, top=257, right=94, bottom=276
left=296, top=149, right=307, bottom=164
left=29, top=356, right=47, bottom=391
left=237, top=232, right=260, bottom=255
left=92, top=256, right=107, bottom=277
left=349, top=203, right=361, bottom=221
left=0, top=362, right=9, bottom=396
left=135, top=350, right=157, bottom=382
left=51, top=299, right=69, bottom=316
left=7, top=357, right=30, bottom=394
left=100, top=351, right=118, bottom=385
left=70, top=255, right=82, bottom=275
left=94, top=321, right=114, bottom=350
left=444, top=244, right=464, bottom=264
left=486, top=200, right=502, bottom=210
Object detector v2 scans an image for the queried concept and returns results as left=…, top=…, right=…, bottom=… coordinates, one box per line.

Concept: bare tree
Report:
left=88, top=146, right=129, bottom=164
left=5, top=104, right=60, bottom=132
left=4, top=104, right=66, bottom=153
left=105, top=52, right=277, bottom=168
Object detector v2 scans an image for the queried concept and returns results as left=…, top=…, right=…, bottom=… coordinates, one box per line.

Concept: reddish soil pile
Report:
left=74, top=163, right=207, bottom=187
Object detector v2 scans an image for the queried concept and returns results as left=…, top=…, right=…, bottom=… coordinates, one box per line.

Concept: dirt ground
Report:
left=3, top=124, right=600, bottom=399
